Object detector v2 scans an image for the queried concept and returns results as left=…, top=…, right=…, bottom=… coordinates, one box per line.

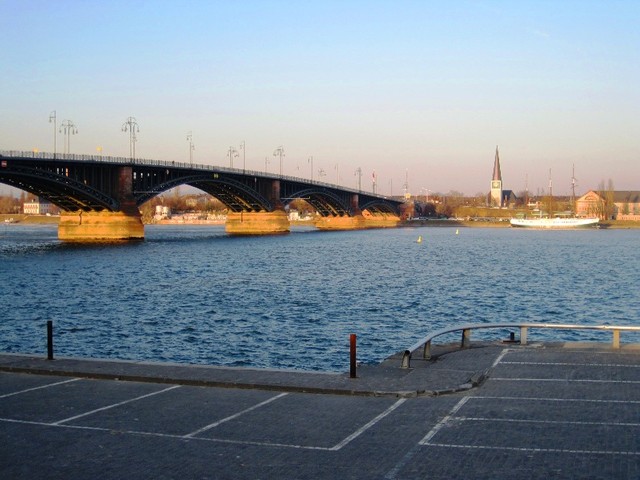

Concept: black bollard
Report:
left=47, top=320, right=54, bottom=360
left=350, top=334, right=357, bottom=378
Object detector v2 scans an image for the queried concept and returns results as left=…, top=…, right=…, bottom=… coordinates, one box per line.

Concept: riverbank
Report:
left=0, top=214, right=59, bottom=224
left=402, top=218, right=640, bottom=229
left=2, top=214, right=639, bottom=229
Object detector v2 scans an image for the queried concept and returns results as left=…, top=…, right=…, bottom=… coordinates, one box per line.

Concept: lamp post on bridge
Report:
left=273, top=146, right=284, bottom=176
left=48, top=111, right=57, bottom=158
left=264, top=156, right=270, bottom=173
left=186, top=131, right=194, bottom=165
left=59, top=120, right=78, bottom=154
left=354, top=167, right=362, bottom=192
left=122, top=116, right=139, bottom=160
left=227, top=146, right=238, bottom=168
left=308, top=156, right=313, bottom=182
left=239, top=141, right=246, bottom=172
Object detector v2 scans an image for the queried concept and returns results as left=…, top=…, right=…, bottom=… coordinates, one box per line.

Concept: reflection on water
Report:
left=1, top=224, right=639, bottom=371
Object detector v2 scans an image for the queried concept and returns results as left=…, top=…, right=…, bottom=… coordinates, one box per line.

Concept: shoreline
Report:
left=2, top=214, right=639, bottom=229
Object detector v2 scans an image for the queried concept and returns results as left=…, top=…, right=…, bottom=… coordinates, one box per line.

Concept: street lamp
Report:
left=122, top=116, right=139, bottom=160
left=308, top=156, right=313, bottom=181
left=335, top=163, right=339, bottom=185
left=354, top=167, right=362, bottom=191
left=48, top=111, right=57, bottom=157
left=264, top=156, right=270, bottom=173
left=239, top=141, right=246, bottom=171
left=227, top=146, right=238, bottom=168
left=273, top=146, right=285, bottom=176
left=59, top=119, right=78, bottom=154
left=186, top=131, right=194, bottom=164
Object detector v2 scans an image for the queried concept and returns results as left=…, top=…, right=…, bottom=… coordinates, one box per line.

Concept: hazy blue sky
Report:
left=1, top=0, right=638, bottom=196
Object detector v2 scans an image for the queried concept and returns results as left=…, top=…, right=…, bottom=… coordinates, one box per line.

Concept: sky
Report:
left=1, top=0, right=638, bottom=197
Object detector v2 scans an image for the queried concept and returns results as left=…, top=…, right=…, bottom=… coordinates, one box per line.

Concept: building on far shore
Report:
left=23, top=197, right=54, bottom=215
left=576, top=190, right=640, bottom=220
left=489, top=146, right=516, bottom=208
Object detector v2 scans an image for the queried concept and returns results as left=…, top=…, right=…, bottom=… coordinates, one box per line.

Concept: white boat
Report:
left=510, top=217, right=599, bottom=229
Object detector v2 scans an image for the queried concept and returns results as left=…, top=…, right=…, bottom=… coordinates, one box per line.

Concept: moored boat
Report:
left=510, top=217, right=599, bottom=229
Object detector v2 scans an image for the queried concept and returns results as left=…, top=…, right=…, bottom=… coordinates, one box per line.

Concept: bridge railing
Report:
left=1, top=150, right=397, bottom=201
left=400, top=323, right=640, bottom=368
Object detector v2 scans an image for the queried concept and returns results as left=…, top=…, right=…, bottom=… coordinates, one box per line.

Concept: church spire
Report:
left=490, top=146, right=504, bottom=207
left=492, top=146, right=502, bottom=181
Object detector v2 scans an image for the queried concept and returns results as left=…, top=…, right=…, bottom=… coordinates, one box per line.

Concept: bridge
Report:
left=0, top=150, right=404, bottom=241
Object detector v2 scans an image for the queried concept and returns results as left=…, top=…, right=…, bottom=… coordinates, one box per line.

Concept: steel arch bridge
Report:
left=0, top=150, right=404, bottom=240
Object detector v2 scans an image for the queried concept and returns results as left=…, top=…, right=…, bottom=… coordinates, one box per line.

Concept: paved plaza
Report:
left=1, top=344, right=639, bottom=479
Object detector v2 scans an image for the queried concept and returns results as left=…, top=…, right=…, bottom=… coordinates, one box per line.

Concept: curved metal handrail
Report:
left=401, top=323, right=640, bottom=368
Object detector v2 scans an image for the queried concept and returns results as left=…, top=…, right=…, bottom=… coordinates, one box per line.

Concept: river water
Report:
left=1, top=223, right=638, bottom=372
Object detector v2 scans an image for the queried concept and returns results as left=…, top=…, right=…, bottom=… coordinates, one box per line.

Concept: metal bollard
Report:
left=350, top=334, right=357, bottom=378
left=47, top=320, right=54, bottom=360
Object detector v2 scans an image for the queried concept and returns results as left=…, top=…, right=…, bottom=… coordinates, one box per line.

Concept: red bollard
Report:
left=350, top=334, right=357, bottom=378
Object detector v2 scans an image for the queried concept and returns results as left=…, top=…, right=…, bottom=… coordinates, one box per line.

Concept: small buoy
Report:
left=455, top=229, right=459, bottom=235
left=416, top=235, right=423, bottom=243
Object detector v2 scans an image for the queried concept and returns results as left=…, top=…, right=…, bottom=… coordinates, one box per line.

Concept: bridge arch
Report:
left=284, top=188, right=352, bottom=217
left=0, top=164, right=119, bottom=211
left=134, top=173, right=273, bottom=213
left=359, top=198, right=400, bottom=215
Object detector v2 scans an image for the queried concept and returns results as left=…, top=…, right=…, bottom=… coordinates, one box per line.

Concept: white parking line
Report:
left=474, top=395, right=640, bottom=404
left=0, top=378, right=81, bottom=399
left=502, top=361, right=640, bottom=368
left=384, top=397, right=468, bottom=479
left=419, top=397, right=470, bottom=445
left=491, top=348, right=511, bottom=367
left=51, top=385, right=181, bottom=425
left=490, top=377, right=640, bottom=384
left=424, top=442, right=640, bottom=456
left=184, top=392, right=288, bottom=438
left=0, top=393, right=409, bottom=453
left=330, top=398, right=406, bottom=451
left=417, top=395, right=640, bottom=456
left=455, top=416, right=640, bottom=428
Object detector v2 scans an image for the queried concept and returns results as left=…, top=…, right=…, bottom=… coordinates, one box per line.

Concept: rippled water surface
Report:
left=1, top=224, right=638, bottom=371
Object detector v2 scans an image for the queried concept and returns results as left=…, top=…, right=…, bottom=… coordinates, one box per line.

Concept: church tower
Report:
left=490, top=146, right=503, bottom=207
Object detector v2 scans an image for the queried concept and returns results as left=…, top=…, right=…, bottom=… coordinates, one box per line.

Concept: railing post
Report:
left=520, top=326, right=528, bottom=345
left=461, top=329, right=471, bottom=348
left=612, top=329, right=620, bottom=349
left=401, top=350, right=411, bottom=369
left=423, top=340, right=432, bottom=360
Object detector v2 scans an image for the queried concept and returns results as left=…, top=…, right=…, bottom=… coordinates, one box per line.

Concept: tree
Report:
left=597, top=179, right=615, bottom=220
left=0, top=195, right=20, bottom=214
left=288, top=198, right=315, bottom=216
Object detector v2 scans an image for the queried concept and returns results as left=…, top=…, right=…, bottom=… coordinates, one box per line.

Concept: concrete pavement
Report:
left=2, top=342, right=640, bottom=479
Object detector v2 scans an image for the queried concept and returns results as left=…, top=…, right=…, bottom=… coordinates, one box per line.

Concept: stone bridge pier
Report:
left=225, top=179, right=290, bottom=235
left=58, top=166, right=144, bottom=242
